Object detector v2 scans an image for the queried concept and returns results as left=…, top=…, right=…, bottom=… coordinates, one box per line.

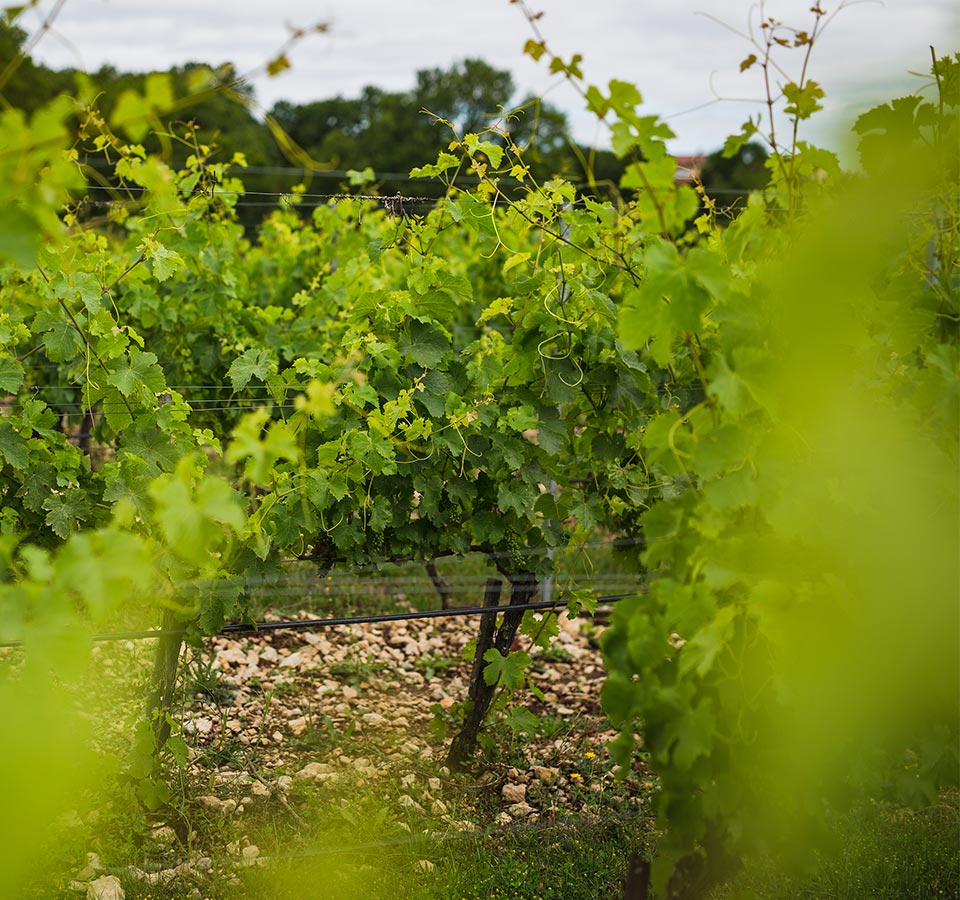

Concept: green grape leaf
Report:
left=482, top=649, right=531, bottom=689
left=198, top=581, right=241, bottom=635
left=496, top=479, right=536, bottom=517
left=138, top=776, right=171, bottom=812
left=226, top=410, right=300, bottom=485
left=0, top=356, right=25, bottom=393
left=520, top=610, right=558, bottom=650
left=150, top=464, right=245, bottom=565
left=166, top=734, right=189, bottom=767
left=503, top=706, right=541, bottom=736
left=663, top=698, right=716, bottom=771
left=32, top=305, right=84, bottom=362
left=722, top=118, right=759, bottom=158
left=227, top=349, right=278, bottom=390
left=101, top=386, right=133, bottom=434
left=42, top=490, right=89, bottom=539
left=72, top=271, right=103, bottom=314
left=410, top=152, right=459, bottom=178
left=600, top=671, right=641, bottom=729
left=145, top=72, right=174, bottom=110
left=566, top=588, right=598, bottom=618
left=463, top=134, right=504, bottom=169
left=782, top=79, right=824, bottom=120
left=111, top=89, right=151, bottom=142
left=107, top=350, right=165, bottom=400
left=143, top=241, right=183, bottom=282
left=399, top=321, right=448, bottom=368
left=0, top=205, right=39, bottom=267
left=53, top=530, right=152, bottom=618
left=678, top=607, right=736, bottom=679
left=0, top=420, right=29, bottom=469
left=523, top=39, right=546, bottom=62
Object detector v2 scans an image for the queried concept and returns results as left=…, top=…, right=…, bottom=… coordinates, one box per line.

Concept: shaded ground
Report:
left=59, top=606, right=656, bottom=899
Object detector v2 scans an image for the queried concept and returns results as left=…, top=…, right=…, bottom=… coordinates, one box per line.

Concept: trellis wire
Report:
left=0, top=591, right=637, bottom=649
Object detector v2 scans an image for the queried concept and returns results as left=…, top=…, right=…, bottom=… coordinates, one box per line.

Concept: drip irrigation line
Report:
left=0, top=593, right=637, bottom=649
left=218, top=594, right=633, bottom=636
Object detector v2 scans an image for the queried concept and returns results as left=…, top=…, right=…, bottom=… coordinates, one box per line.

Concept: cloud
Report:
left=22, top=0, right=960, bottom=152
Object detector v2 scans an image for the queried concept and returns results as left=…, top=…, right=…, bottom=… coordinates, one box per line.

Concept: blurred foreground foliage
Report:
left=0, top=4, right=956, bottom=899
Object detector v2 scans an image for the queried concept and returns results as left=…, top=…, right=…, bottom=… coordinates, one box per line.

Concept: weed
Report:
left=181, top=650, right=236, bottom=707
left=289, top=713, right=354, bottom=754
left=196, top=734, right=246, bottom=769
left=328, top=655, right=387, bottom=687
left=414, top=653, right=459, bottom=680
left=534, top=644, right=575, bottom=664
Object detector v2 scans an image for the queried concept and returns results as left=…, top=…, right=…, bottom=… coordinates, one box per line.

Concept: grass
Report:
left=44, top=744, right=953, bottom=900
left=16, top=567, right=956, bottom=900
left=241, top=817, right=653, bottom=900
left=708, top=792, right=960, bottom=900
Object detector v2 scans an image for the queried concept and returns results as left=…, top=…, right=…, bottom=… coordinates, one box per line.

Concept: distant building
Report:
left=673, top=154, right=706, bottom=185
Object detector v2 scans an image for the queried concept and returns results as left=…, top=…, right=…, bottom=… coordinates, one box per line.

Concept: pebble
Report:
left=501, top=783, right=526, bottom=804
left=153, top=616, right=615, bottom=892
left=288, top=716, right=308, bottom=735
left=196, top=796, right=222, bottom=813
left=507, top=801, right=536, bottom=818
left=76, top=851, right=102, bottom=881
left=279, top=651, right=307, bottom=668
left=86, top=875, right=124, bottom=900
left=295, top=762, right=334, bottom=781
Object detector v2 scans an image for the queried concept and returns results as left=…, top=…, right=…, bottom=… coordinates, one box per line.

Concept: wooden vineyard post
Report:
left=145, top=607, right=186, bottom=754
left=447, top=574, right=538, bottom=769
left=622, top=853, right=651, bottom=900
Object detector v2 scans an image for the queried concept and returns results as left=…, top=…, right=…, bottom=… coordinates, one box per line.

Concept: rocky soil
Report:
left=66, top=605, right=654, bottom=897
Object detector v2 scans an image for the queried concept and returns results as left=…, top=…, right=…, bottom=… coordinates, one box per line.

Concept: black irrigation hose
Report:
left=0, top=593, right=638, bottom=649
left=219, top=593, right=633, bottom=636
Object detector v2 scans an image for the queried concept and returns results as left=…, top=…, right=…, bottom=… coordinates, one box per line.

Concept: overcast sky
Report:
left=24, top=0, right=960, bottom=155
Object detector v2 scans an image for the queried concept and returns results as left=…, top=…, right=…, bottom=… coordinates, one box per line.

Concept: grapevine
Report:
left=0, top=8, right=955, bottom=898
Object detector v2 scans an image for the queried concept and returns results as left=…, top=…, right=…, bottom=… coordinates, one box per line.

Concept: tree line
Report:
left=1, top=21, right=767, bottom=223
